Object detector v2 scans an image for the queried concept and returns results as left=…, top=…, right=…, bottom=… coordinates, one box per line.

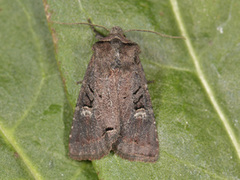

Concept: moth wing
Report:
left=113, top=52, right=159, bottom=162
left=69, top=54, right=115, bottom=160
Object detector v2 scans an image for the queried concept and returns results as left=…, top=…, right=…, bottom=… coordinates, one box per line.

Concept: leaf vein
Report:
left=170, top=0, right=240, bottom=159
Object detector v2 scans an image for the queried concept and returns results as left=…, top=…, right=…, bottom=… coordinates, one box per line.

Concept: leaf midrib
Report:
left=170, top=0, right=240, bottom=159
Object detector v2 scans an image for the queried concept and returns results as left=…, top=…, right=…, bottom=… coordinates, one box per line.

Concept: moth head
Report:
left=110, top=26, right=124, bottom=36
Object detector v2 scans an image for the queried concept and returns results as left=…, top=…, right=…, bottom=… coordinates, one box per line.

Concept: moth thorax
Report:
left=111, top=38, right=122, bottom=49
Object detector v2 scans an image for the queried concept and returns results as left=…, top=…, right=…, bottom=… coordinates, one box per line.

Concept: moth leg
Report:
left=87, top=19, right=105, bottom=39
left=147, top=80, right=155, bottom=84
left=76, top=80, right=83, bottom=85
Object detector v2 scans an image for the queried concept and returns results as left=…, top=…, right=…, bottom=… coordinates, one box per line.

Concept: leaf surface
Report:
left=0, top=0, right=239, bottom=179
left=0, top=0, right=97, bottom=179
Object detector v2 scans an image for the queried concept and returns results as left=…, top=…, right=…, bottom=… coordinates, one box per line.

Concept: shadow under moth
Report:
left=61, top=20, right=184, bottom=162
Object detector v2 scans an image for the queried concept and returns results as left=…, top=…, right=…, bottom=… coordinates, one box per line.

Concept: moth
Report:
left=61, top=20, right=184, bottom=162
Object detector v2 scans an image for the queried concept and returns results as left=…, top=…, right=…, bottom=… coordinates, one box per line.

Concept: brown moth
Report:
left=64, top=21, right=184, bottom=162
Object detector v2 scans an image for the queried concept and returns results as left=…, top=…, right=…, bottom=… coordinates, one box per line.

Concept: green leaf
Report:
left=1, top=0, right=239, bottom=179
left=0, top=0, right=97, bottom=179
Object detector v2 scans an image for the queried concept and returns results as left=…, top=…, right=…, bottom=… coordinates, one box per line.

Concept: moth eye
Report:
left=123, top=96, right=127, bottom=99
left=99, top=94, right=102, bottom=98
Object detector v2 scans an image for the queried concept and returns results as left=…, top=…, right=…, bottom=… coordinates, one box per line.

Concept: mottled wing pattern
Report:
left=69, top=32, right=159, bottom=162
left=69, top=42, right=120, bottom=160
left=112, top=44, right=159, bottom=162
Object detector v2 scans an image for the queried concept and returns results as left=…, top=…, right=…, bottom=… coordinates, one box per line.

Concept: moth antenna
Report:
left=50, top=21, right=110, bottom=32
left=124, top=29, right=185, bottom=39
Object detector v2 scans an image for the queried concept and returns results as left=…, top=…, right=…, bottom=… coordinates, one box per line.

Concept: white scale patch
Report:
left=115, top=51, right=120, bottom=59
left=134, top=110, right=147, bottom=119
left=81, top=107, right=92, bottom=117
